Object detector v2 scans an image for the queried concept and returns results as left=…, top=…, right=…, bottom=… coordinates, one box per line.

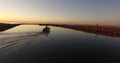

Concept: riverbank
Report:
left=52, top=24, right=120, bottom=37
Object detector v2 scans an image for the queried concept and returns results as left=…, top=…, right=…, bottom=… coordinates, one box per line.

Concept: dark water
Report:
left=0, top=25, right=119, bottom=63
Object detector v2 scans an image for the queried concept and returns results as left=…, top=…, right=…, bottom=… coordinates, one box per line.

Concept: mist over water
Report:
left=0, top=25, right=119, bottom=63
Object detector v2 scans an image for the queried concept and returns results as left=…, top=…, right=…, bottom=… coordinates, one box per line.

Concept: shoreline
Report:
left=0, top=23, right=120, bottom=37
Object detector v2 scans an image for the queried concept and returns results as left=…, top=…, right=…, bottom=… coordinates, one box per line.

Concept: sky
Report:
left=0, top=0, right=120, bottom=25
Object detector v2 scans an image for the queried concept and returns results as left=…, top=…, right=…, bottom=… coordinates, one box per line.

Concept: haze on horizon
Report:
left=0, top=0, right=120, bottom=25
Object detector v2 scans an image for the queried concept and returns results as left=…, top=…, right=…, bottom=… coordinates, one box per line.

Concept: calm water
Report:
left=0, top=25, right=120, bottom=63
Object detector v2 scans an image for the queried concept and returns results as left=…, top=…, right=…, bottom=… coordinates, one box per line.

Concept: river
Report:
left=0, top=25, right=119, bottom=63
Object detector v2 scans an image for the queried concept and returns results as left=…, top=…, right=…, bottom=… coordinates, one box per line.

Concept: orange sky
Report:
left=0, top=0, right=120, bottom=26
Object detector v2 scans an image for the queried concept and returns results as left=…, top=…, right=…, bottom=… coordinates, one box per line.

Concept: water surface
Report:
left=0, top=25, right=120, bottom=63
